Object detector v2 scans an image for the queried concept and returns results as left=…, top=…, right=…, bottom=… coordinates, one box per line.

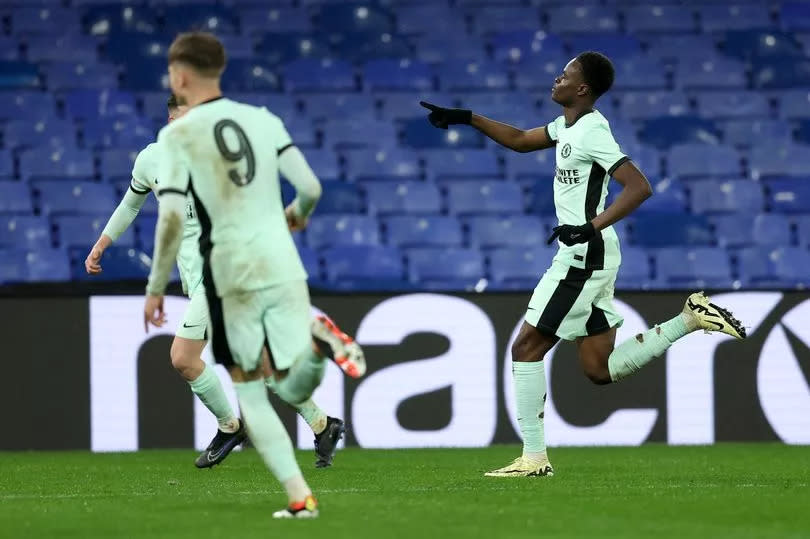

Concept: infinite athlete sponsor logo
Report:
left=555, top=167, right=580, bottom=184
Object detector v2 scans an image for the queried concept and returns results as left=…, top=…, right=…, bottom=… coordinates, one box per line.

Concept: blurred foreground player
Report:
left=88, top=95, right=364, bottom=470
left=422, top=52, right=746, bottom=477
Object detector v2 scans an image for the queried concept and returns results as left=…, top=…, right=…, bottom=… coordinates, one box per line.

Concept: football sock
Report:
left=283, top=475, right=312, bottom=504
left=188, top=364, right=239, bottom=433
left=513, top=361, right=547, bottom=459
left=608, top=313, right=693, bottom=382
left=264, top=377, right=328, bottom=435
left=233, top=379, right=308, bottom=502
left=273, top=349, right=326, bottom=406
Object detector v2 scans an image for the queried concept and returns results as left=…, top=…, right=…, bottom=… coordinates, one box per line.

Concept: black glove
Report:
left=420, top=101, right=472, bottom=129
left=546, top=223, right=596, bottom=246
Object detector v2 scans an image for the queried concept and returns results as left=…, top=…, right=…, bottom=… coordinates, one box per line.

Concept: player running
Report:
left=421, top=51, right=746, bottom=477
left=86, top=94, right=365, bottom=471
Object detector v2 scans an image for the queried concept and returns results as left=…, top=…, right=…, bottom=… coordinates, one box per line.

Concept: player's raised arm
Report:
left=420, top=101, right=555, bottom=153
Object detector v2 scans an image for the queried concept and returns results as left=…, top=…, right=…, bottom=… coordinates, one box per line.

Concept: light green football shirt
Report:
left=546, top=109, right=628, bottom=271
left=155, top=97, right=307, bottom=298
left=131, top=142, right=204, bottom=295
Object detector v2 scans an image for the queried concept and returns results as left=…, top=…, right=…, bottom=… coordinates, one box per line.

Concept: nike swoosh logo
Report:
left=183, top=323, right=202, bottom=328
left=207, top=447, right=227, bottom=462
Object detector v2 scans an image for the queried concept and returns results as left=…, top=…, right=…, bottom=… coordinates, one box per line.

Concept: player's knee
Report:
left=170, top=342, right=197, bottom=377
left=582, top=362, right=612, bottom=385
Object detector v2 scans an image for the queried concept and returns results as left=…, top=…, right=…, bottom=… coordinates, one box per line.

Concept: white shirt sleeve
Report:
left=585, top=124, right=629, bottom=175
left=545, top=117, right=561, bottom=143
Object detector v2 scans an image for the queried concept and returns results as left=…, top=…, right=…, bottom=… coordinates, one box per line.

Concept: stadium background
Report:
left=0, top=0, right=809, bottom=450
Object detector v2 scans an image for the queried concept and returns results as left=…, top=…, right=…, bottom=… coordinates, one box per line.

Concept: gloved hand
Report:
left=420, top=101, right=472, bottom=129
left=546, top=223, right=596, bottom=246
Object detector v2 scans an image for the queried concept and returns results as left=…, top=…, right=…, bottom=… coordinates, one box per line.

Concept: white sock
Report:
left=513, top=361, right=547, bottom=459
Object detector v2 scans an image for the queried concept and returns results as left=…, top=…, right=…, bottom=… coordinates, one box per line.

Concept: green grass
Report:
left=1, top=445, right=808, bottom=539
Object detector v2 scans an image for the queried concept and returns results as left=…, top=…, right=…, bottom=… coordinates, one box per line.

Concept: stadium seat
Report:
left=723, top=120, right=794, bottom=148
left=73, top=245, right=150, bottom=281
left=83, top=117, right=155, bottom=150
left=322, top=245, right=404, bottom=285
left=736, top=247, right=783, bottom=287
left=99, top=148, right=139, bottom=181
left=4, top=119, right=76, bottom=151
left=781, top=1, right=810, bottom=31
left=467, top=216, right=545, bottom=249
left=162, top=5, right=239, bottom=35
left=0, top=92, right=54, bottom=121
left=302, top=93, right=375, bottom=122
left=106, top=34, right=169, bottom=64
left=695, top=92, right=770, bottom=119
left=768, top=180, right=810, bottom=213
left=512, top=55, right=569, bottom=91
left=306, top=215, right=380, bottom=249
left=525, top=178, right=555, bottom=216
left=297, top=245, right=321, bottom=281
left=378, top=92, right=453, bottom=121
left=615, top=247, right=651, bottom=290
left=655, top=247, right=732, bottom=288
left=283, top=59, right=355, bottom=92
left=19, top=148, right=94, bottom=181
left=0, top=61, right=39, bottom=89
left=403, top=119, right=484, bottom=149
left=321, top=119, right=398, bottom=149
left=363, top=59, right=433, bottom=92
left=316, top=3, right=393, bottom=34
left=221, top=59, right=281, bottom=92
left=64, top=89, right=136, bottom=120
left=11, top=7, right=78, bottom=35
left=619, top=92, right=689, bottom=121
left=24, top=35, right=98, bottom=63
left=384, top=216, right=463, bottom=247
left=699, top=4, right=772, bottom=32
left=568, top=34, right=642, bottom=61
left=772, top=247, right=810, bottom=287
left=136, top=215, right=156, bottom=251
left=668, top=143, right=740, bottom=179
left=332, top=32, right=411, bottom=63
left=723, top=31, right=804, bottom=61
left=413, top=34, right=488, bottom=65
left=690, top=180, right=764, bottom=215
left=344, top=148, right=420, bottom=181
left=626, top=4, right=696, bottom=32
left=0, top=182, right=32, bottom=214
left=632, top=177, right=688, bottom=215
left=255, top=33, right=330, bottom=66
left=0, top=216, right=51, bottom=249
left=121, top=57, right=169, bottom=91
left=0, top=37, right=20, bottom=61
left=422, top=149, right=499, bottom=179
left=794, top=215, right=810, bottom=246
left=82, top=5, right=158, bottom=36
left=315, top=182, right=364, bottom=214
left=639, top=117, right=721, bottom=150
left=490, top=31, right=565, bottom=65
left=239, top=7, right=312, bottom=35
left=406, top=247, right=484, bottom=289
left=676, top=58, right=747, bottom=90
left=396, top=4, right=460, bottom=36
left=752, top=214, right=792, bottom=247
left=711, top=215, right=755, bottom=248
left=45, top=61, right=119, bottom=90
left=439, top=61, right=509, bottom=92
left=749, top=144, right=810, bottom=179
left=753, top=58, right=810, bottom=88
left=470, top=6, right=541, bottom=34
left=455, top=92, right=536, bottom=117
left=633, top=214, right=713, bottom=247
left=488, top=247, right=556, bottom=290
left=365, top=182, right=440, bottom=215
left=505, top=150, right=556, bottom=182
left=296, top=149, right=340, bottom=180
left=645, top=35, right=718, bottom=65
left=612, top=56, right=667, bottom=91
left=0, top=151, right=12, bottom=180
left=54, top=214, right=135, bottom=249
left=0, top=250, right=25, bottom=284
left=546, top=6, right=619, bottom=34
left=36, top=181, right=116, bottom=216
left=795, top=120, right=810, bottom=145
left=446, top=181, right=523, bottom=215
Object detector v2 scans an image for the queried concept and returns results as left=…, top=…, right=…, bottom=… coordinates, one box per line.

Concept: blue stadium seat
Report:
left=24, top=35, right=98, bottom=63
left=645, top=35, right=718, bottom=65
left=446, top=181, right=523, bottom=215
left=303, top=93, right=375, bottom=121
left=612, top=56, right=667, bottom=91
left=752, top=214, right=792, bottom=247
left=624, top=4, right=695, bottom=33
left=0, top=250, right=25, bottom=284
left=298, top=245, right=321, bottom=281
left=221, top=59, right=281, bottom=92
left=569, top=34, right=642, bottom=61
left=16, top=249, right=70, bottom=282
left=0, top=151, right=12, bottom=179
left=736, top=247, right=783, bottom=287
left=781, top=1, right=810, bottom=31
left=455, top=92, right=536, bottom=117
left=439, top=61, right=509, bottom=92
left=633, top=214, right=713, bottom=247
left=768, top=180, right=810, bottom=213
left=467, top=216, right=545, bottom=249
left=0, top=182, right=32, bottom=214
left=255, top=33, right=330, bottom=65
left=0, top=91, right=55, bottom=121
left=306, top=215, right=380, bottom=249
left=19, top=148, right=94, bottom=181
left=699, top=4, right=772, bottom=32
left=54, top=214, right=135, bottom=248
left=0, top=37, right=20, bottom=61
left=772, top=247, right=810, bottom=287
left=344, top=148, right=420, bottom=180
left=512, top=55, right=568, bottom=91
left=0, top=216, right=51, bottom=249
left=639, top=117, right=721, bottom=150
left=65, top=89, right=137, bottom=119
left=490, top=31, right=565, bottom=65
left=284, top=117, right=317, bottom=147
left=99, top=148, right=139, bottom=180
left=317, top=3, right=393, bottom=34
left=385, top=216, right=462, bottom=247
left=780, top=89, right=810, bottom=119
left=422, top=149, right=499, bottom=179
left=73, top=245, right=150, bottom=281
left=619, top=92, right=689, bottom=121
left=403, top=119, right=484, bottom=149
left=0, top=61, right=39, bottom=89
left=84, top=115, right=158, bottom=150
left=488, top=247, right=556, bottom=290
left=668, top=143, right=740, bottom=179
left=470, top=6, right=541, bottom=34
left=504, top=148, right=555, bottom=181
left=632, top=177, right=688, bottom=215
left=316, top=182, right=364, bottom=214
left=322, top=245, right=404, bottom=285
left=655, top=247, right=731, bottom=288
left=711, top=215, right=755, bottom=248
left=615, top=247, right=651, bottom=290
left=121, top=57, right=169, bottom=91
left=162, top=5, right=239, bottom=35
left=796, top=120, right=810, bottom=145
left=45, top=61, right=119, bottom=90
left=407, top=247, right=484, bottom=289
left=136, top=215, right=156, bottom=251
left=332, top=32, right=411, bottom=63
left=365, top=182, right=440, bottom=214
left=723, top=31, right=804, bottom=61
left=723, top=120, right=794, bottom=148
left=525, top=179, right=555, bottom=216
left=11, top=7, right=78, bottom=35
left=546, top=6, right=619, bottom=34
left=106, top=34, right=169, bottom=64
left=297, top=149, right=340, bottom=180
left=5, top=119, right=77, bottom=151
left=749, top=144, right=810, bottom=179
left=690, top=180, right=764, bottom=215
left=36, top=181, right=116, bottom=215
left=239, top=7, right=312, bottom=35
left=794, top=215, right=810, bottom=246
left=676, top=57, right=746, bottom=90
left=378, top=92, right=452, bottom=121
left=695, top=91, right=770, bottom=119
left=413, top=34, right=487, bottom=65
left=363, top=59, right=433, bottom=92
left=321, top=119, right=398, bottom=149
left=216, top=35, right=254, bottom=59
left=754, top=58, right=810, bottom=88
left=396, top=4, right=459, bottom=35
left=283, top=59, right=355, bottom=92
left=82, top=5, right=158, bottom=36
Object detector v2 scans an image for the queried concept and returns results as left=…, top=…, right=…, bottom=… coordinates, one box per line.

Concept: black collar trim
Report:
left=565, top=109, right=594, bottom=128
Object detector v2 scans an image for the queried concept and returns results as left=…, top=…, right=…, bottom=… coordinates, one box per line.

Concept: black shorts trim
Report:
left=129, top=184, right=150, bottom=195
left=537, top=266, right=593, bottom=335
left=608, top=156, right=631, bottom=177
left=585, top=305, right=611, bottom=336
left=277, top=143, right=294, bottom=156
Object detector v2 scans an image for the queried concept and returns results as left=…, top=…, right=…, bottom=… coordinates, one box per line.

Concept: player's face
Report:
left=551, top=60, right=586, bottom=106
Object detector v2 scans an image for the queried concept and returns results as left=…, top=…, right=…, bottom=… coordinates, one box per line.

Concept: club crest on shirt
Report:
left=561, top=143, right=572, bottom=158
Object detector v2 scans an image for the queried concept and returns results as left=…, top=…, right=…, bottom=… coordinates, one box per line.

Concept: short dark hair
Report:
left=168, top=32, right=226, bottom=78
left=167, top=93, right=179, bottom=110
left=576, top=51, right=615, bottom=99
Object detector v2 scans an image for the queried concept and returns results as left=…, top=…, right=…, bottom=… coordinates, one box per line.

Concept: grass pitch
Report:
left=1, top=445, right=808, bottom=539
